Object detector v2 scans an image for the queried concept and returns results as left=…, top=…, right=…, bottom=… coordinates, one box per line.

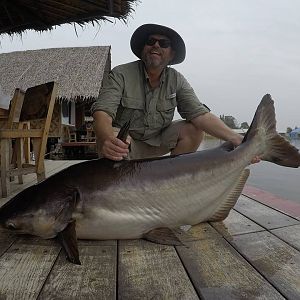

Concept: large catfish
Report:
left=0, top=94, right=300, bottom=264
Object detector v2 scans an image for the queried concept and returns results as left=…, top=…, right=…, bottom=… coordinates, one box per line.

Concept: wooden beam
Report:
left=230, top=231, right=300, bottom=299
left=0, top=237, right=60, bottom=299
left=176, top=224, right=284, bottom=300
left=39, top=240, right=117, bottom=299
left=234, top=195, right=299, bottom=229
left=0, top=129, right=43, bottom=138
left=271, top=224, right=300, bottom=251
left=210, top=209, right=265, bottom=237
left=118, top=239, right=199, bottom=299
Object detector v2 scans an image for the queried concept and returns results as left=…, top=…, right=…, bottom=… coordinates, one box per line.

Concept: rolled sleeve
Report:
left=176, top=72, right=210, bottom=121
left=90, top=69, right=124, bottom=119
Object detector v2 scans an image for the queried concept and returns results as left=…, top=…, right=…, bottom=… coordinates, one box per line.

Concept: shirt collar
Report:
left=140, top=60, right=167, bottom=85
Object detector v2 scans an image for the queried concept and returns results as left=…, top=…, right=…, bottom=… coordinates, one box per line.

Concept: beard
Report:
left=141, top=51, right=169, bottom=69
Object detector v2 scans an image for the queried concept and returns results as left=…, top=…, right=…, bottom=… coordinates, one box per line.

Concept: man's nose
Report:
left=153, top=40, right=160, bottom=48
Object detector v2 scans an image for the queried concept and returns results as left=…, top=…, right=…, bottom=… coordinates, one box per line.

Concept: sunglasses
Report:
left=145, top=37, right=172, bottom=48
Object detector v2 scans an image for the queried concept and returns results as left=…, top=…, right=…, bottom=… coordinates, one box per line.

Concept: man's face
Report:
left=141, top=34, right=175, bottom=69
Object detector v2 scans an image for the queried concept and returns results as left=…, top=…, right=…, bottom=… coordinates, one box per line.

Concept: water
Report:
left=199, top=138, right=300, bottom=205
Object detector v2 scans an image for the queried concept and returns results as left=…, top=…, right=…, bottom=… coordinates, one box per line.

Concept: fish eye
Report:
left=7, top=223, right=17, bottom=230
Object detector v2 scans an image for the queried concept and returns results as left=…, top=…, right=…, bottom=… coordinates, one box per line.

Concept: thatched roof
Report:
left=0, top=0, right=138, bottom=35
left=0, top=46, right=111, bottom=102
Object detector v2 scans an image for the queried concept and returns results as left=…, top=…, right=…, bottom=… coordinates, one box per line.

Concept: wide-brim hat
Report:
left=130, top=24, right=186, bottom=65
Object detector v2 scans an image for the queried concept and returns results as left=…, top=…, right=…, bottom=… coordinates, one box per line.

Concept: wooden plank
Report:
left=39, top=240, right=117, bottom=300
left=243, top=186, right=300, bottom=219
left=1, top=138, right=11, bottom=197
left=0, top=237, right=60, bottom=300
left=210, top=209, right=265, bottom=237
left=234, top=195, right=299, bottom=229
left=271, top=224, right=300, bottom=251
left=230, top=231, right=300, bottom=300
left=0, top=129, right=43, bottom=138
left=118, top=239, right=199, bottom=300
left=187, top=222, right=222, bottom=240
left=0, top=230, right=17, bottom=255
left=176, top=224, right=285, bottom=300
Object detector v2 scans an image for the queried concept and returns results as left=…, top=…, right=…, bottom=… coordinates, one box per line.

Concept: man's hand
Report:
left=100, top=136, right=129, bottom=161
left=228, top=134, right=243, bottom=147
left=93, top=111, right=130, bottom=161
left=229, top=133, right=260, bottom=164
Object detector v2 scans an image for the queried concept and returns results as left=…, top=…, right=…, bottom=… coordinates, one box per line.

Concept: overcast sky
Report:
left=1, top=0, right=299, bottom=131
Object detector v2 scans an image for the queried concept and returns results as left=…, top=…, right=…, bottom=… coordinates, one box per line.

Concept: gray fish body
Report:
left=1, top=95, right=300, bottom=264
left=71, top=144, right=250, bottom=240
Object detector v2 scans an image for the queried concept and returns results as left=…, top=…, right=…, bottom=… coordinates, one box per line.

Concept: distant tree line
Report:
left=220, top=115, right=299, bottom=134
left=220, top=115, right=249, bottom=129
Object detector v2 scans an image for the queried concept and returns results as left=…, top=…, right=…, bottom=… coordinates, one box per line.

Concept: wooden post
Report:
left=0, top=138, right=11, bottom=197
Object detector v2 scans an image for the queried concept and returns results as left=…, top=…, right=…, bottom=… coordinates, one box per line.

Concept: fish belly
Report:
left=75, top=170, right=241, bottom=240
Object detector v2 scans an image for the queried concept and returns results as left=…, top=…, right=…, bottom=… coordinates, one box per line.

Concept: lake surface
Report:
left=199, top=138, right=300, bottom=205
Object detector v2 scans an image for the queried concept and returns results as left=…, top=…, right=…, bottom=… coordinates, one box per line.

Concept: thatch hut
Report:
left=0, top=46, right=111, bottom=141
left=0, top=0, right=137, bottom=35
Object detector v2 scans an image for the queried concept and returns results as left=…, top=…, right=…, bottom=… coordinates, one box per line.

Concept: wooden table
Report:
left=0, top=160, right=299, bottom=299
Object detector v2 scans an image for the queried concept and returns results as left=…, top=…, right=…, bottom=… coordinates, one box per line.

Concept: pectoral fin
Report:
left=57, top=220, right=81, bottom=265
left=143, top=227, right=184, bottom=246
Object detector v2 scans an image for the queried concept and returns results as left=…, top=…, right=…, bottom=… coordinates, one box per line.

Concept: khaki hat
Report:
left=130, top=23, right=186, bottom=65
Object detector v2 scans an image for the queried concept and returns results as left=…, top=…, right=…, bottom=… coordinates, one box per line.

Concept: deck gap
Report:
left=268, top=223, right=300, bottom=230
left=233, top=207, right=299, bottom=243
left=269, top=229, right=300, bottom=253
left=36, top=244, right=62, bottom=299
left=241, top=194, right=300, bottom=222
left=232, top=208, right=270, bottom=230
left=116, top=239, right=119, bottom=300
left=174, top=245, right=204, bottom=300
left=209, top=223, right=267, bottom=237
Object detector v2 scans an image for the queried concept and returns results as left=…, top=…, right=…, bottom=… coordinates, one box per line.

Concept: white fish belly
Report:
left=75, top=168, right=243, bottom=240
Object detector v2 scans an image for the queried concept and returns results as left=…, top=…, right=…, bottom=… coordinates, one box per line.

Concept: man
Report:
left=91, top=23, right=244, bottom=161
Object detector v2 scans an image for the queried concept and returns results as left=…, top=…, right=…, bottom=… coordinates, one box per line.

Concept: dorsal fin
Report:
left=208, top=169, right=250, bottom=221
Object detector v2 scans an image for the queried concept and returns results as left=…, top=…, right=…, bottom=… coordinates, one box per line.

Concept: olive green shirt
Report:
left=91, top=60, right=210, bottom=146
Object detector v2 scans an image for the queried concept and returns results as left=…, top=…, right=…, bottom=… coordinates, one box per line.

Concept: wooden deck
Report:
left=0, top=160, right=300, bottom=299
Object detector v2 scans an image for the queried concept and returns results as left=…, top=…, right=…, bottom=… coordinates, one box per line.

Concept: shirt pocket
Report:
left=156, top=94, right=177, bottom=127
left=115, top=97, right=144, bottom=128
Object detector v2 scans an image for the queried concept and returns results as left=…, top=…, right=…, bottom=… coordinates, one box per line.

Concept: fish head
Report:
left=2, top=211, right=36, bottom=236
left=0, top=183, right=79, bottom=239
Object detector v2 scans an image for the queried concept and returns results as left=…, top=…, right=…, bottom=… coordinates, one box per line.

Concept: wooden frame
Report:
left=0, top=82, right=58, bottom=197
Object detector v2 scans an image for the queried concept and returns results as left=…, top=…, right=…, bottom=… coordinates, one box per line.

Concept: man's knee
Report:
left=178, top=122, right=204, bottom=146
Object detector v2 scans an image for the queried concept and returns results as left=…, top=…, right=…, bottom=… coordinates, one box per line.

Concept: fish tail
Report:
left=243, top=94, right=300, bottom=168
